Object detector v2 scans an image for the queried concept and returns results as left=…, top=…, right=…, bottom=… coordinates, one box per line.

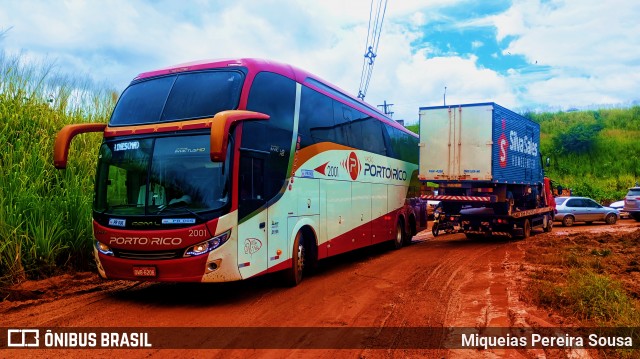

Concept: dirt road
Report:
left=2, top=220, right=639, bottom=358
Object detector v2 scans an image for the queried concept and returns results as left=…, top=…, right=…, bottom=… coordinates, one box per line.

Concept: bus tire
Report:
left=393, top=220, right=404, bottom=250
left=284, top=231, right=305, bottom=287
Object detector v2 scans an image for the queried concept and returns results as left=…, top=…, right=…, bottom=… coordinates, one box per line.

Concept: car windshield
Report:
left=94, top=135, right=230, bottom=215
left=627, top=189, right=640, bottom=196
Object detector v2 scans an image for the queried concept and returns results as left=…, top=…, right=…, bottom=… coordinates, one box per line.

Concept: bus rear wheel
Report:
left=393, top=221, right=404, bottom=250
left=284, top=232, right=305, bottom=286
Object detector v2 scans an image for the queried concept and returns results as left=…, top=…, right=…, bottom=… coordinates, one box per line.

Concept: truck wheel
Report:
left=405, top=216, right=416, bottom=245
left=393, top=221, right=404, bottom=250
left=562, top=216, right=574, bottom=227
left=284, top=231, right=305, bottom=287
left=543, top=215, right=553, bottom=232
left=432, top=223, right=440, bottom=237
left=522, top=219, right=531, bottom=239
left=605, top=213, right=617, bottom=225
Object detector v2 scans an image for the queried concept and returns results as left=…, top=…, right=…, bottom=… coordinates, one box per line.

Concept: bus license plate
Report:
left=133, top=266, right=157, bottom=277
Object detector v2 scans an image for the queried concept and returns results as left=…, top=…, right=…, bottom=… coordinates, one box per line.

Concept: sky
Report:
left=1, top=0, right=639, bottom=124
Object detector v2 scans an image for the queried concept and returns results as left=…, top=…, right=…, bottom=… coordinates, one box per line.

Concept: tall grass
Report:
left=0, top=51, right=116, bottom=285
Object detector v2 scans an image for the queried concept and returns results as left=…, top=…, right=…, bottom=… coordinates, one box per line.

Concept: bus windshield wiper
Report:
left=155, top=205, right=206, bottom=222
left=101, top=204, right=140, bottom=214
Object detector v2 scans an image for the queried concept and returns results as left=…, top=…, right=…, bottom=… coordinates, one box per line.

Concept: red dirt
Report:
left=2, top=219, right=639, bottom=358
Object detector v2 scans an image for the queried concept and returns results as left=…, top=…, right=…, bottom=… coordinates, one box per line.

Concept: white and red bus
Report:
left=54, top=58, right=421, bottom=285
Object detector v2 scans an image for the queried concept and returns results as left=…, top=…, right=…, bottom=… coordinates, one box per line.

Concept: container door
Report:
left=456, top=105, right=493, bottom=180
left=419, top=108, right=452, bottom=180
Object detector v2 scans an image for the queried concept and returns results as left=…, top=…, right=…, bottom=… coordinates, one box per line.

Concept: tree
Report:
left=552, top=122, right=603, bottom=154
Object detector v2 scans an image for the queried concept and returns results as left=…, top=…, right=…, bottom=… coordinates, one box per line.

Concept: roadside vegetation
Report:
left=0, top=52, right=115, bottom=288
left=528, top=108, right=640, bottom=203
left=524, top=229, right=640, bottom=357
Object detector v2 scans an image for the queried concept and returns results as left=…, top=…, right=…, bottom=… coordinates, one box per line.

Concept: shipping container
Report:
left=418, top=102, right=555, bottom=239
left=418, top=102, right=542, bottom=185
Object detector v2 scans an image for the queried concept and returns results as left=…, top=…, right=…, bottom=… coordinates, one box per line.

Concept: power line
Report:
left=357, top=0, right=388, bottom=100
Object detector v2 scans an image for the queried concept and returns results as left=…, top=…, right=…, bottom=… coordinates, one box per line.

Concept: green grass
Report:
left=0, top=51, right=115, bottom=285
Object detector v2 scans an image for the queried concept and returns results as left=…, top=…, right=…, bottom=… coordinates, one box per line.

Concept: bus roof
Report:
left=134, top=58, right=414, bottom=136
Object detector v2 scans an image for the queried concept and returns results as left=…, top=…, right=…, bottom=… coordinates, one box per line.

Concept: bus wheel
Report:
left=393, top=221, right=404, bottom=250
left=285, top=232, right=305, bottom=286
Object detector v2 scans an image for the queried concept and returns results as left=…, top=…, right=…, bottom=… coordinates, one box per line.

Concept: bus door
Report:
left=237, top=151, right=269, bottom=278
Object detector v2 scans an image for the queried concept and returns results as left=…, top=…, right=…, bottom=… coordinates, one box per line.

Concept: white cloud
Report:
left=1, top=0, right=637, bottom=120
left=490, top=0, right=640, bottom=109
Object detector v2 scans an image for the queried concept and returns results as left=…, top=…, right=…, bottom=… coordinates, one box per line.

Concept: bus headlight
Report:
left=184, top=230, right=231, bottom=257
left=95, top=241, right=114, bottom=256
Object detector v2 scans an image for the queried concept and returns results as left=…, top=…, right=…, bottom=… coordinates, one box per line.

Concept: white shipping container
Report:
left=419, top=104, right=494, bottom=182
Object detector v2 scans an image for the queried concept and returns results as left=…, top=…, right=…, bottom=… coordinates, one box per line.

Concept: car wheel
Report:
left=605, top=213, right=617, bottom=225
left=562, top=216, right=574, bottom=227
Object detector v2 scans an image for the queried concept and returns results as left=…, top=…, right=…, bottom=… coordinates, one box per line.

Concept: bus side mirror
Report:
left=54, top=123, right=107, bottom=169
left=210, top=110, right=270, bottom=162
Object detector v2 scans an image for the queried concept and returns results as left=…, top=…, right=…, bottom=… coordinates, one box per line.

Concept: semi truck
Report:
left=418, top=102, right=556, bottom=238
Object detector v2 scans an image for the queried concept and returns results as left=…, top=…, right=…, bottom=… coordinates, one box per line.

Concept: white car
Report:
left=609, top=200, right=629, bottom=219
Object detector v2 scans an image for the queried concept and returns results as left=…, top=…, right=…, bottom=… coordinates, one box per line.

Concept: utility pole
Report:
left=443, top=86, right=447, bottom=106
left=377, top=100, right=394, bottom=118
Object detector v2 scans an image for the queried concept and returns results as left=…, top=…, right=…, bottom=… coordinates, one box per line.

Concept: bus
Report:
left=54, top=58, right=422, bottom=286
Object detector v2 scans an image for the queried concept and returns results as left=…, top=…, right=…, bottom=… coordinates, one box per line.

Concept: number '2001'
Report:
left=189, top=229, right=208, bottom=237
left=327, top=165, right=339, bottom=177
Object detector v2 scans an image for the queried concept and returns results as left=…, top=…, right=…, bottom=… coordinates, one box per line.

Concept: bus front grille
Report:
left=113, top=249, right=183, bottom=260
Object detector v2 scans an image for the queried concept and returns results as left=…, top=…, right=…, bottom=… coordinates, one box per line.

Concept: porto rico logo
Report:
left=341, top=152, right=361, bottom=180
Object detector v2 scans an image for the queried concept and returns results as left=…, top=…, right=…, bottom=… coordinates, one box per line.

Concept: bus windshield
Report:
left=109, top=70, right=244, bottom=126
left=94, top=134, right=230, bottom=215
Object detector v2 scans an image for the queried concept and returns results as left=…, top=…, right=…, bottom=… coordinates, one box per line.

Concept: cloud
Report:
left=1, top=0, right=637, bottom=120
left=490, top=0, right=640, bottom=108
